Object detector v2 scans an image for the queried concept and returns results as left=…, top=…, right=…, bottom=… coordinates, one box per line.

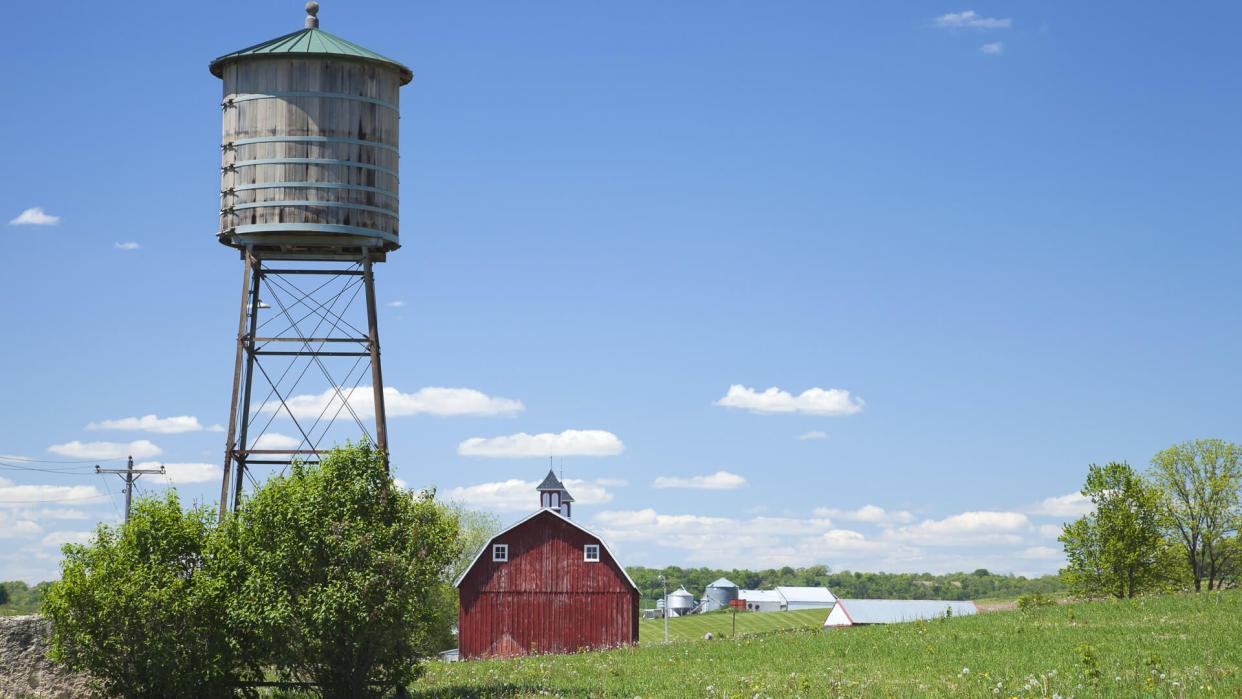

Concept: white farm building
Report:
left=737, top=586, right=836, bottom=612
left=774, top=586, right=837, bottom=610
left=738, top=589, right=784, bottom=612
left=823, top=599, right=978, bottom=627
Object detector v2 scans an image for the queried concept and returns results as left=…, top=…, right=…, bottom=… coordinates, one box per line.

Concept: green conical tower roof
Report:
left=210, top=2, right=412, bottom=84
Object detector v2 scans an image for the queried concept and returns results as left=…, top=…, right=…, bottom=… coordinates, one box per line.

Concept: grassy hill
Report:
left=638, top=608, right=828, bottom=643
left=417, top=591, right=1242, bottom=697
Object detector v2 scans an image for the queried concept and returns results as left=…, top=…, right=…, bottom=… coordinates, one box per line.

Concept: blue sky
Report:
left=2, top=2, right=1240, bottom=583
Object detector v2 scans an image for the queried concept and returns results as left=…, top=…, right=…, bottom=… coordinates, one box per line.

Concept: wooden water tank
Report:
left=210, top=3, right=412, bottom=260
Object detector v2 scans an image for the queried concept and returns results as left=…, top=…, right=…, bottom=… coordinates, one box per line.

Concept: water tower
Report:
left=211, top=3, right=412, bottom=516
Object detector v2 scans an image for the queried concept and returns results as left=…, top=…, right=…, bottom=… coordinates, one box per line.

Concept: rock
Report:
left=0, top=615, right=94, bottom=699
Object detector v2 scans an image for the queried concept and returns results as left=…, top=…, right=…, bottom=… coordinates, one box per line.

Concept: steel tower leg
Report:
left=219, top=252, right=254, bottom=520
left=362, top=252, right=389, bottom=469
left=232, top=259, right=263, bottom=512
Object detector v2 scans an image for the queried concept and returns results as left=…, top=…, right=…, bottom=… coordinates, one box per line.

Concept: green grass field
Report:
left=416, top=591, right=1242, bottom=697
left=638, top=608, right=828, bottom=643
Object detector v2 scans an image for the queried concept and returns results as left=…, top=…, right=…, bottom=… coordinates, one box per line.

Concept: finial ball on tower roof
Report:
left=305, top=1, right=320, bottom=28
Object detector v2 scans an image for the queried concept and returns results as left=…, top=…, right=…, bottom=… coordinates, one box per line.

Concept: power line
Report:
left=0, top=495, right=109, bottom=504
left=0, top=461, right=100, bottom=475
left=0, top=455, right=127, bottom=465
left=99, top=470, right=123, bottom=521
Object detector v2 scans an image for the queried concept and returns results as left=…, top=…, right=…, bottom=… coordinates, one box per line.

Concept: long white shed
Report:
left=823, top=599, right=978, bottom=627
left=775, top=586, right=837, bottom=610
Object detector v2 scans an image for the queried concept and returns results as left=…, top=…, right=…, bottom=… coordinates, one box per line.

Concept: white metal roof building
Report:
left=738, top=589, right=784, bottom=612
left=775, top=586, right=837, bottom=610
left=823, top=599, right=978, bottom=627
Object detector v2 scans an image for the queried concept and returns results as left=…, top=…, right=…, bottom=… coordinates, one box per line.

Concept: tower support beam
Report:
left=363, top=252, right=389, bottom=470
left=219, top=255, right=389, bottom=518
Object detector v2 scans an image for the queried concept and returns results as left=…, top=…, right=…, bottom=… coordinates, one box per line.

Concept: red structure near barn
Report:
left=455, top=471, right=640, bottom=659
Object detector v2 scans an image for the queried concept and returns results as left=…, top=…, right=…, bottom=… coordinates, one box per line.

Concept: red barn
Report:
left=455, top=471, right=639, bottom=659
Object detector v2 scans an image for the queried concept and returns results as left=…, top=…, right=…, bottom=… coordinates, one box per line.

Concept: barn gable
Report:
left=454, top=508, right=638, bottom=591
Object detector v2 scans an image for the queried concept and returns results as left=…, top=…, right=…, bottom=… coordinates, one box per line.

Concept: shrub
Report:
left=43, top=493, right=253, bottom=698
left=218, top=443, right=460, bottom=698
left=1017, top=592, right=1056, bottom=611
left=44, top=445, right=463, bottom=699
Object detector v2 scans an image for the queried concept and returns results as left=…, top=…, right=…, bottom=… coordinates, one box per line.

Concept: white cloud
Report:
left=933, top=10, right=1012, bottom=29
left=980, top=41, right=1004, bottom=55
left=139, top=462, right=222, bottom=486
left=251, top=433, right=301, bottom=450
left=458, top=429, right=624, bottom=458
left=0, top=514, right=43, bottom=539
left=651, top=471, right=746, bottom=490
left=47, top=440, right=161, bottom=460
left=591, top=508, right=864, bottom=568
left=14, top=508, right=90, bottom=521
left=9, top=207, right=60, bottom=225
left=387, top=300, right=405, bottom=308
left=41, top=531, right=94, bottom=549
left=594, top=508, right=733, bottom=536
left=207, top=424, right=226, bottom=433
left=1020, top=545, right=1062, bottom=561
left=1028, top=492, right=1093, bottom=518
left=885, top=511, right=1031, bottom=546
left=715, top=385, right=864, bottom=416
left=266, top=386, right=524, bottom=419
left=0, top=476, right=106, bottom=506
left=814, top=505, right=914, bottom=526
left=818, top=528, right=895, bottom=554
left=87, top=414, right=208, bottom=434
left=1038, top=524, right=1065, bottom=539
left=797, top=430, right=828, bottom=441
left=113, top=241, right=140, bottom=250
left=446, top=477, right=619, bottom=511
left=593, top=502, right=1067, bottom=575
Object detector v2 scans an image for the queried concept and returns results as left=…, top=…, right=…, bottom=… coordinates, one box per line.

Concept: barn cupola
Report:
left=536, top=469, right=575, bottom=519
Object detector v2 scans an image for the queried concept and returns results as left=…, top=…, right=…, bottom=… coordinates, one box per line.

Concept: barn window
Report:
left=492, top=544, right=508, bottom=562
left=584, top=544, right=600, bottom=562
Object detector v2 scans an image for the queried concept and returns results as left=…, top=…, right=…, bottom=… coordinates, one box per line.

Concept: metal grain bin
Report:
left=210, top=3, right=412, bottom=260
left=703, top=577, right=739, bottom=611
left=666, top=587, right=696, bottom=616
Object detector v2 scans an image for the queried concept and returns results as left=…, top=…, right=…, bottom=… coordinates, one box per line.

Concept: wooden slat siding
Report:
left=219, top=57, right=401, bottom=249
left=458, top=511, right=639, bottom=659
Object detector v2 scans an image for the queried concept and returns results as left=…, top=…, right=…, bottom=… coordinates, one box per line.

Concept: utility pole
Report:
left=659, top=574, right=669, bottom=642
left=96, top=456, right=165, bottom=521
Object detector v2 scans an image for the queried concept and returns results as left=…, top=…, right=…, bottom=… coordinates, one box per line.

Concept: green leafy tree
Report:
left=1149, top=439, right=1242, bottom=591
left=218, top=443, right=460, bottom=698
left=0, top=583, right=9, bottom=606
left=1059, top=462, right=1167, bottom=598
left=42, top=493, right=252, bottom=698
